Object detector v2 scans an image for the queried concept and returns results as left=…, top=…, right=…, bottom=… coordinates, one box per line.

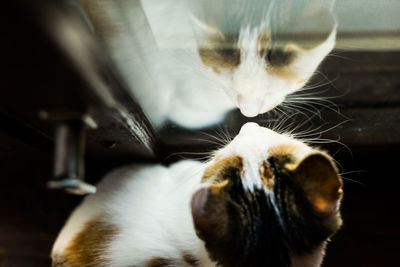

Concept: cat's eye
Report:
left=265, top=49, right=295, bottom=67
left=265, top=49, right=273, bottom=62
left=217, top=48, right=239, bottom=58
left=200, top=47, right=241, bottom=68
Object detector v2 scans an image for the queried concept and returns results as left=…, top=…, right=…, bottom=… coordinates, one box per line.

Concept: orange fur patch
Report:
left=267, top=65, right=300, bottom=81
left=202, top=156, right=243, bottom=183
left=198, top=33, right=240, bottom=71
left=260, top=162, right=274, bottom=190
left=182, top=252, right=200, bottom=266
left=199, top=48, right=241, bottom=71
left=268, top=143, right=303, bottom=159
left=60, top=218, right=117, bottom=267
left=209, top=180, right=229, bottom=195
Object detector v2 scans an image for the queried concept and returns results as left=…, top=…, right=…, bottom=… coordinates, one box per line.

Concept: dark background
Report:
left=1, top=1, right=400, bottom=266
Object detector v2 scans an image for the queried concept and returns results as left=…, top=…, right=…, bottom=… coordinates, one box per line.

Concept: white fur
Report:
left=52, top=161, right=215, bottom=266
left=52, top=123, right=328, bottom=267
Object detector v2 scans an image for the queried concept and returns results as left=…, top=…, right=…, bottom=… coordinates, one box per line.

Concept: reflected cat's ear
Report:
left=191, top=182, right=229, bottom=242
left=284, top=1, right=337, bottom=52
left=288, top=153, right=343, bottom=214
left=189, top=14, right=225, bottom=44
left=286, top=24, right=336, bottom=81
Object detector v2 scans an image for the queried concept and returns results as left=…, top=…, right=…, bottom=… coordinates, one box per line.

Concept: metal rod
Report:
left=46, top=116, right=96, bottom=195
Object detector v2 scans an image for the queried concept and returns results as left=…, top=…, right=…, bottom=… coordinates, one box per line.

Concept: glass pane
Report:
left=78, top=0, right=400, bottom=145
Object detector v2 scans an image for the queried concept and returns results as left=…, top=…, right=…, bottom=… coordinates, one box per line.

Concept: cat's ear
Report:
left=289, top=153, right=343, bottom=214
left=191, top=183, right=242, bottom=267
left=189, top=14, right=225, bottom=45
left=284, top=0, right=337, bottom=50
left=191, top=181, right=230, bottom=242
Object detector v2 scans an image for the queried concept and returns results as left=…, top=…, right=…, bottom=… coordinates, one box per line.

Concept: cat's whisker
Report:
left=279, top=103, right=310, bottom=120
left=191, top=137, right=225, bottom=147
left=340, top=170, right=368, bottom=176
left=291, top=122, right=330, bottom=138
left=282, top=110, right=347, bottom=141
left=288, top=101, right=325, bottom=114
left=286, top=98, right=338, bottom=111
left=275, top=106, right=290, bottom=118
left=340, top=176, right=366, bottom=186
left=281, top=121, right=305, bottom=136
left=257, top=116, right=286, bottom=132
left=294, top=120, right=351, bottom=140
left=283, top=103, right=321, bottom=117
left=285, top=96, right=342, bottom=116
left=282, top=101, right=322, bottom=119
left=270, top=112, right=300, bottom=134
left=194, top=129, right=233, bottom=148
left=331, top=146, right=346, bottom=158
left=312, top=71, right=340, bottom=90
left=161, top=150, right=214, bottom=163
left=301, top=138, right=339, bottom=144
left=171, top=151, right=214, bottom=157
left=288, top=90, right=334, bottom=98
left=327, top=49, right=354, bottom=61
left=298, top=135, right=353, bottom=163
left=287, top=96, right=335, bottom=102
left=331, top=146, right=354, bottom=162
left=301, top=73, right=339, bottom=91
left=214, top=125, right=235, bottom=145
left=199, top=131, right=230, bottom=146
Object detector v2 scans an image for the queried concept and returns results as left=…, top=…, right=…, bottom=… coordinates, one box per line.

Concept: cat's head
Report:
left=191, top=3, right=336, bottom=117
left=191, top=122, right=343, bottom=267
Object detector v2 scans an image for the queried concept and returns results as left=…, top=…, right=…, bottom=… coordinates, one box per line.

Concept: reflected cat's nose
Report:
left=239, top=122, right=261, bottom=135
left=237, top=95, right=263, bottom=117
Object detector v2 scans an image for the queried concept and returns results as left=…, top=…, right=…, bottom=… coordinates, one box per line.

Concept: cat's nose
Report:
left=239, top=122, right=261, bottom=135
left=239, top=105, right=260, bottom=117
left=237, top=95, right=263, bottom=117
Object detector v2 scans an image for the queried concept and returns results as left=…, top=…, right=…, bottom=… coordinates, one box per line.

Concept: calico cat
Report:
left=52, top=122, right=343, bottom=267
left=78, top=0, right=337, bottom=128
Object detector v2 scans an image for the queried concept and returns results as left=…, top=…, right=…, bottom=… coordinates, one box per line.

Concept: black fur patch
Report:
left=199, top=34, right=241, bottom=69
left=199, top=166, right=291, bottom=267
left=199, top=157, right=341, bottom=267
left=270, top=156, right=342, bottom=254
left=265, top=49, right=296, bottom=67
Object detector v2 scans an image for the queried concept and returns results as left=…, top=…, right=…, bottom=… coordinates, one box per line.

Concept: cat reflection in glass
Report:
left=79, top=0, right=336, bottom=128
left=52, top=123, right=343, bottom=266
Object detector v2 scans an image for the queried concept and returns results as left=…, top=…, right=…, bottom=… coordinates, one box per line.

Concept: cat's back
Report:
left=51, top=160, right=207, bottom=266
